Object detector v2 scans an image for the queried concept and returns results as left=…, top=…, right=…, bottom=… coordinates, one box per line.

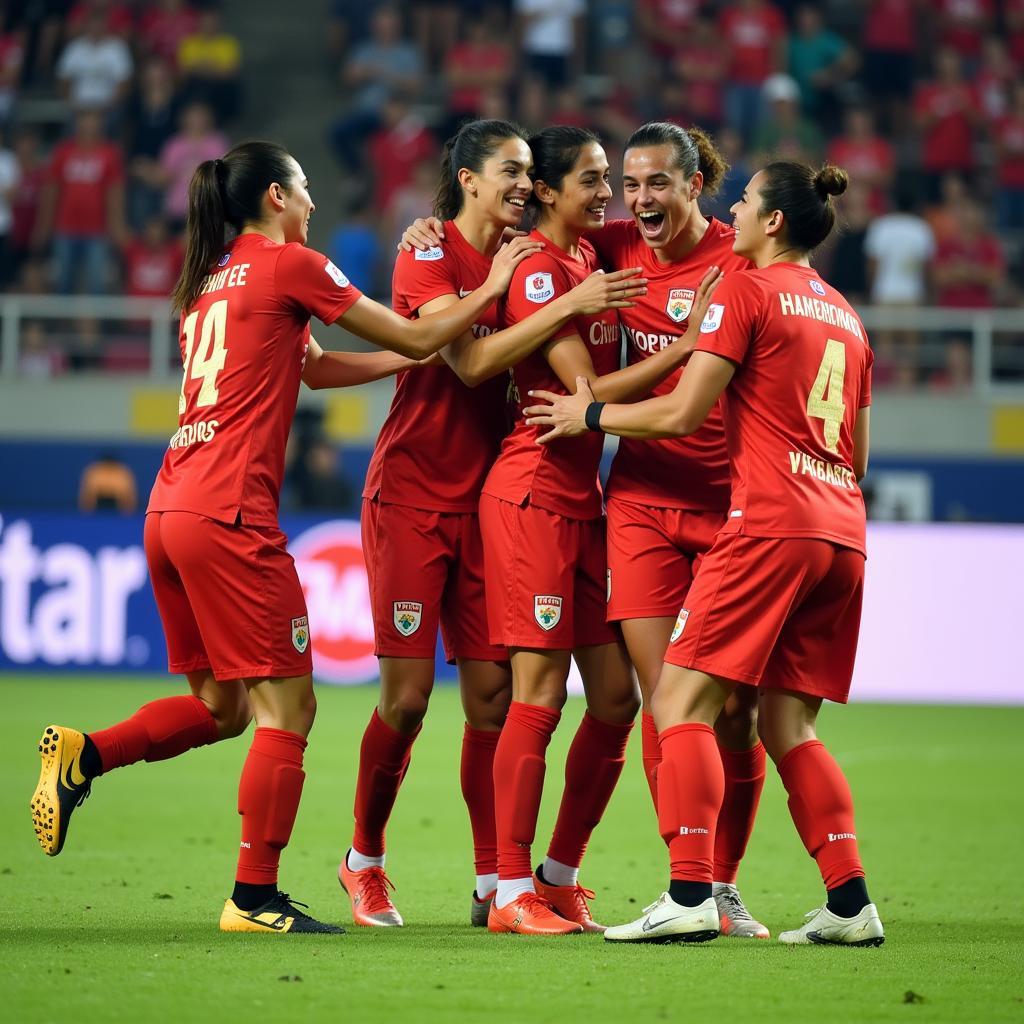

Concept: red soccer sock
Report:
left=461, top=724, right=500, bottom=877
left=713, top=741, right=767, bottom=884
left=235, top=727, right=307, bottom=886
left=89, top=695, right=219, bottom=774
left=547, top=712, right=633, bottom=869
left=493, top=701, right=560, bottom=880
left=658, top=723, right=725, bottom=883
left=351, top=709, right=419, bottom=858
left=640, top=712, right=661, bottom=810
left=777, top=739, right=865, bottom=889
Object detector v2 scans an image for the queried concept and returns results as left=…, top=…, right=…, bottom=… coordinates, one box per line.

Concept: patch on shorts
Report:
left=669, top=608, right=689, bottom=643
left=534, top=595, right=563, bottom=631
left=291, top=615, right=310, bottom=654
left=393, top=601, right=423, bottom=636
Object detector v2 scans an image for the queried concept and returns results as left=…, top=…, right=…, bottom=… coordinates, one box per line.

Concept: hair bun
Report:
left=814, top=165, right=848, bottom=199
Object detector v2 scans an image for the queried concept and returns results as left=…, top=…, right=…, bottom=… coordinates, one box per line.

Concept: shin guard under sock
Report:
left=714, top=741, right=766, bottom=884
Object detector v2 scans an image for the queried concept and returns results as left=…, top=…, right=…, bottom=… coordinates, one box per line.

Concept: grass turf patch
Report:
left=1, top=675, right=1022, bottom=1023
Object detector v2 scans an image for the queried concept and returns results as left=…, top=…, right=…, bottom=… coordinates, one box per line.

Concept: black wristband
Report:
left=585, top=401, right=606, bottom=432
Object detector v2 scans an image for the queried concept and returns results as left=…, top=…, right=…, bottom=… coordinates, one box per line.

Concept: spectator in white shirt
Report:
left=56, top=12, right=133, bottom=114
left=515, top=0, right=585, bottom=86
left=863, top=188, right=935, bottom=305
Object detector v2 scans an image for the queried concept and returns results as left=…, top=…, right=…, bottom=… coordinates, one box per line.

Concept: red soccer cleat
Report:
left=534, top=876, right=606, bottom=933
left=487, top=892, right=584, bottom=935
left=338, top=855, right=403, bottom=927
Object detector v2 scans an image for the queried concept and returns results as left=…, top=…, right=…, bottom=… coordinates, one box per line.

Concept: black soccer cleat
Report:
left=220, top=892, right=346, bottom=934
left=31, top=725, right=93, bottom=856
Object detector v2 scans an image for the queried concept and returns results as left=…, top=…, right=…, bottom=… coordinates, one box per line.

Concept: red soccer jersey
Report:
left=994, top=115, right=1024, bottom=188
left=863, top=0, right=916, bottom=52
left=363, top=219, right=508, bottom=513
left=483, top=231, right=619, bottom=521
left=49, top=140, right=123, bottom=236
left=123, top=238, right=184, bottom=297
left=148, top=234, right=362, bottom=526
left=718, top=2, right=786, bottom=84
left=694, top=264, right=872, bottom=555
left=914, top=82, right=976, bottom=172
left=934, top=234, right=1004, bottom=308
left=937, top=0, right=993, bottom=59
left=589, top=217, right=747, bottom=511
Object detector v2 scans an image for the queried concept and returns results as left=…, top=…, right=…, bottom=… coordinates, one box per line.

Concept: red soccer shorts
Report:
left=664, top=531, right=864, bottom=703
left=479, top=494, right=616, bottom=651
left=361, top=498, right=506, bottom=662
left=144, top=511, right=313, bottom=681
left=605, top=497, right=727, bottom=621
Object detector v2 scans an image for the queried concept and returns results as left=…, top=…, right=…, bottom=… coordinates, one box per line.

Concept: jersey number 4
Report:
left=178, top=299, right=228, bottom=414
left=806, top=339, right=846, bottom=454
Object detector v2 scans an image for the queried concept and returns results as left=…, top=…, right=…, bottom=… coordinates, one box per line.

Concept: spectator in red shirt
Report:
left=932, top=199, right=1005, bottom=308
left=1008, top=0, right=1024, bottom=66
left=935, top=0, right=993, bottom=67
left=913, top=47, right=979, bottom=196
left=992, top=80, right=1024, bottom=230
left=861, top=0, right=919, bottom=129
left=120, top=214, right=183, bottom=298
left=636, top=0, right=701, bottom=69
left=365, top=95, right=436, bottom=216
left=718, top=0, right=787, bottom=146
left=66, top=0, right=134, bottom=39
left=138, top=0, right=200, bottom=65
left=826, top=106, right=895, bottom=213
left=441, top=16, right=513, bottom=134
left=671, top=14, right=728, bottom=130
left=8, top=130, right=45, bottom=278
left=974, top=36, right=1015, bottom=122
left=32, top=109, right=127, bottom=294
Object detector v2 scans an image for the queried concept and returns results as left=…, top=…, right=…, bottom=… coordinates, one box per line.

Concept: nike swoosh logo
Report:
left=60, top=748, right=87, bottom=789
left=235, top=912, right=289, bottom=931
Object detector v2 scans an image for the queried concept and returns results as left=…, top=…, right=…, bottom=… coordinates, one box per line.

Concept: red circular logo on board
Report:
left=289, top=520, right=377, bottom=683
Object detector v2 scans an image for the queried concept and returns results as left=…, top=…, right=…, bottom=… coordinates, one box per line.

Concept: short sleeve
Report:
left=585, top=219, right=635, bottom=271
left=391, top=242, right=460, bottom=314
left=860, top=346, right=873, bottom=409
left=692, top=272, right=760, bottom=365
left=275, top=244, right=363, bottom=324
left=503, top=252, right=573, bottom=328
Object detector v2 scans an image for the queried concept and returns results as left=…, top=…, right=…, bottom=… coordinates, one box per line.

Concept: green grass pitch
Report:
left=1, top=676, right=1022, bottom=1023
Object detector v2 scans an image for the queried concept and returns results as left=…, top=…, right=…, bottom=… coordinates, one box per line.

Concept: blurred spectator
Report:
left=912, top=47, right=979, bottom=196
left=78, top=451, right=138, bottom=513
left=1008, top=0, right=1024, bottom=66
left=125, top=58, right=182, bottom=230
left=56, top=9, right=133, bottom=114
left=823, top=180, right=872, bottom=305
left=413, top=0, right=459, bottom=73
left=924, top=172, right=968, bottom=244
left=929, top=336, right=973, bottom=392
left=826, top=106, right=894, bottom=213
left=549, top=84, right=592, bottom=129
left=329, top=192, right=381, bottom=296
left=753, top=73, right=823, bottom=163
left=702, top=127, right=750, bottom=223
left=932, top=199, right=1005, bottom=308
left=366, top=95, right=435, bottom=216
left=325, top=0, right=373, bottom=62
left=66, top=0, right=133, bottom=38
left=289, top=436, right=356, bottom=512
left=18, top=320, right=64, bottom=378
left=159, top=101, right=227, bottom=230
left=992, top=80, right=1024, bottom=232
left=0, top=129, right=19, bottom=287
left=121, top=214, right=183, bottom=298
left=516, top=74, right=550, bottom=131
left=442, top=13, right=513, bottom=131
left=718, top=0, right=787, bottom=146
left=178, top=7, right=242, bottom=123
left=67, top=315, right=104, bottom=370
left=138, top=0, right=199, bottom=64
left=0, top=24, right=25, bottom=124
left=863, top=188, right=935, bottom=306
left=331, top=5, right=424, bottom=169
left=935, top=0, right=993, bottom=67
left=860, top=0, right=917, bottom=131
left=636, top=0, right=700, bottom=70
left=514, top=0, right=585, bottom=88
left=973, top=36, right=1014, bottom=122
left=671, top=15, right=728, bottom=131
left=787, top=4, right=858, bottom=125
left=8, top=129, right=44, bottom=281
left=33, top=108, right=126, bottom=294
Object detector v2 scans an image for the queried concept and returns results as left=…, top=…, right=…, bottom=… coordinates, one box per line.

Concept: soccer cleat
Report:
left=31, top=725, right=92, bottom=857
left=713, top=882, right=770, bottom=939
left=487, top=892, right=584, bottom=935
left=220, top=892, right=345, bottom=934
left=534, top=875, right=606, bottom=933
left=471, top=889, right=495, bottom=927
left=604, top=893, right=720, bottom=944
left=338, top=855, right=403, bottom=926
left=778, top=903, right=885, bottom=946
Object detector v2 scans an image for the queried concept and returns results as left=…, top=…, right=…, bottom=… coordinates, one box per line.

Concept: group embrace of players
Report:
left=30, top=114, right=885, bottom=948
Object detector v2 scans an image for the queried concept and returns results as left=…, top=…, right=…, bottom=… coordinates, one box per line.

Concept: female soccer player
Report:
left=481, top=127, right=701, bottom=936
left=402, top=122, right=770, bottom=937
left=342, top=119, right=646, bottom=930
left=524, top=162, right=885, bottom=947
left=29, top=138, right=545, bottom=935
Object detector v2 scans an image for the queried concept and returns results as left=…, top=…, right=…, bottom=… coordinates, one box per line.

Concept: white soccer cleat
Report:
left=713, top=882, right=770, bottom=939
left=778, top=903, right=885, bottom=946
left=604, top=893, right=719, bottom=944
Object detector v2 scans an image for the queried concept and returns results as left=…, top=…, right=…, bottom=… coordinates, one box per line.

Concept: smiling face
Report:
left=279, top=156, right=314, bottom=244
left=729, top=170, right=772, bottom=260
left=539, top=141, right=612, bottom=235
left=462, top=135, right=533, bottom=228
left=622, top=144, right=700, bottom=251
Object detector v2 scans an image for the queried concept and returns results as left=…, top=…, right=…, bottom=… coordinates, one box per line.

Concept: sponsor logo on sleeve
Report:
left=525, top=272, right=554, bottom=303
left=324, top=260, right=350, bottom=287
left=291, top=615, right=310, bottom=654
left=809, top=278, right=826, bottom=296
left=534, top=594, right=563, bottom=630
left=393, top=601, right=423, bottom=636
left=669, top=608, right=689, bottom=643
left=699, top=304, right=724, bottom=333
left=414, top=246, right=445, bottom=262
left=666, top=288, right=695, bottom=323
left=217, top=252, right=231, bottom=267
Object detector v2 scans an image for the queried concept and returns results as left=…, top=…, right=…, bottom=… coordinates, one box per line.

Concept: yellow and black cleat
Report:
left=31, top=725, right=92, bottom=856
left=219, top=893, right=346, bottom=935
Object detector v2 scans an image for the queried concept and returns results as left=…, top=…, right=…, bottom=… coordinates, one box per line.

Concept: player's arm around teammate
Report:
left=528, top=162, right=884, bottom=948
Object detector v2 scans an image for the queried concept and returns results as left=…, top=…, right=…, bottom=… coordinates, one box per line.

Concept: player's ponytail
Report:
left=524, top=125, right=600, bottom=227
left=758, top=161, right=848, bottom=252
left=173, top=140, right=295, bottom=312
left=686, top=126, right=729, bottom=198
left=433, top=119, right=529, bottom=221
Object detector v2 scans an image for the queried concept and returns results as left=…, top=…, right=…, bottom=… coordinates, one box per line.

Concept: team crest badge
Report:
left=809, top=278, right=826, bottom=296
left=669, top=608, right=690, bottom=644
left=534, top=595, right=563, bottom=631
left=291, top=615, right=310, bottom=654
left=526, top=272, right=554, bottom=303
left=393, top=601, right=422, bottom=636
left=666, top=288, right=695, bottom=323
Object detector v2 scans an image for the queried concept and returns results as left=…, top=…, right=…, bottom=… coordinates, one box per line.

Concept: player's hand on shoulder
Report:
left=483, top=235, right=545, bottom=299
left=398, top=216, right=446, bottom=252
